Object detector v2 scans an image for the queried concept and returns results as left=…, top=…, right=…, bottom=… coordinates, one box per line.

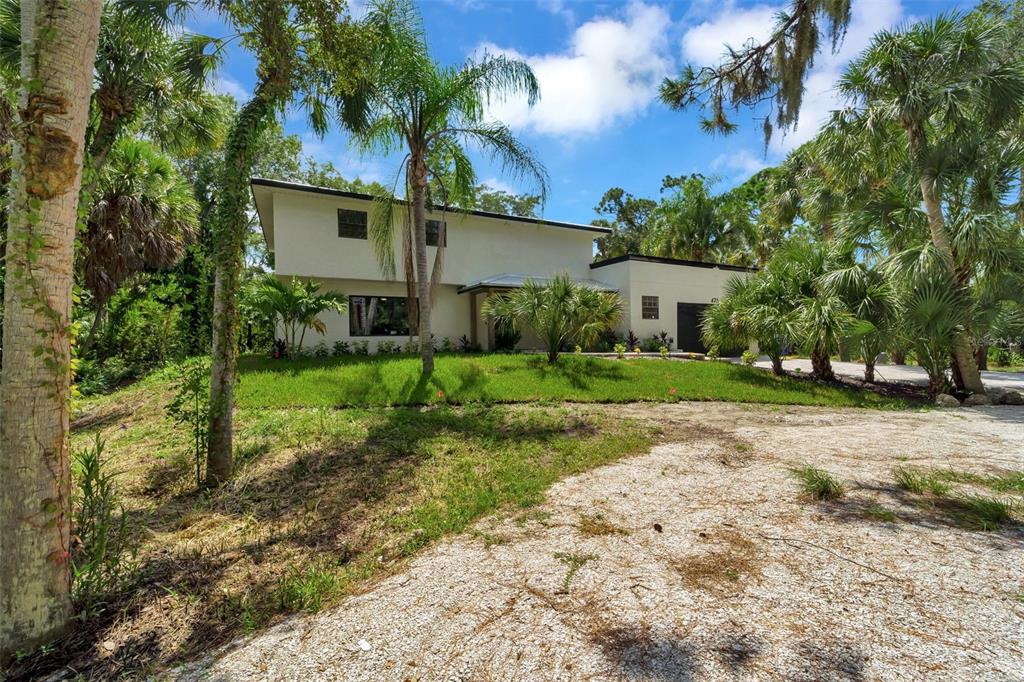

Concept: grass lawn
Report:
left=15, top=380, right=654, bottom=680
left=235, top=353, right=909, bottom=409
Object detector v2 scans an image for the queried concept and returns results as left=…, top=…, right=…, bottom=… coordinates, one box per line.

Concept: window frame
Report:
left=348, top=295, right=410, bottom=337
left=337, top=208, right=368, bottom=240
left=641, top=295, right=659, bottom=320
left=426, top=219, right=447, bottom=247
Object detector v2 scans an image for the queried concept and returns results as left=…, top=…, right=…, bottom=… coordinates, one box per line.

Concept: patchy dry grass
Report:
left=577, top=513, right=629, bottom=538
left=673, top=530, right=761, bottom=593
left=7, top=379, right=655, bottom=681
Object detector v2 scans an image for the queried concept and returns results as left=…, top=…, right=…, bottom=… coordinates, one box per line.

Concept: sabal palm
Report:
left=81, top=138, right=199, bottom=318
left=833, top=12, right=1024, bottom=394
left=701, top=274, right=795, bottom=375
left=0, top=0, right=225, bottom=180
left=482, top=274, right=622, bottom=364
left=338, top=0, right=548, bottom=373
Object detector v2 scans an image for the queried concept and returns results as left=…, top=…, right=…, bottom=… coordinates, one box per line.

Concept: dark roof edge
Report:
left=250, top=177, right=611, bottom=234
left=589, top=253, right=758, bottom=273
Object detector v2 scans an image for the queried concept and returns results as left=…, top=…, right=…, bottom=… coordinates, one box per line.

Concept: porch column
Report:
left=470, top=291, right=478, bottom=346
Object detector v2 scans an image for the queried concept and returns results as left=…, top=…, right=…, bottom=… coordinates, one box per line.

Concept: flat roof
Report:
left=590, top=253, right=757, bottom=273
left=457, top=272, right=617, bottom=295
left=250, top=177, right=611, bottom=234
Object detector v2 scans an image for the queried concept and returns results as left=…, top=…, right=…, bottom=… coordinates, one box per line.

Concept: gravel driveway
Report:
left=179, top=403, right=1024, bottom=681
left=753, top=358, right=1024, bottom=392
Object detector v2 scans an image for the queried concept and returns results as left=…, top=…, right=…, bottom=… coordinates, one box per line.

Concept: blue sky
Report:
left=192, top=0, right=972, bottom=224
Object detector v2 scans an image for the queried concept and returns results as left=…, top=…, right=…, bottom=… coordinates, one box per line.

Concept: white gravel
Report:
left=177, top=403, right=1024, bottom=681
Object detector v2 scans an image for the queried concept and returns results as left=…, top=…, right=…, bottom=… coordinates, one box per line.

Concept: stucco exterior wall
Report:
left=592, top=259, right=748, bottom=349
left=271, top=189, right=597, bottom=285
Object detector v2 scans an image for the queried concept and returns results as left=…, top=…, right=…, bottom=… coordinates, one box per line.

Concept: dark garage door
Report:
left=676, top=303, right=709, bottom=353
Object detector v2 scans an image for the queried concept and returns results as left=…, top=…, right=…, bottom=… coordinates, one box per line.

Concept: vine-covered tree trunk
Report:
left=206, top=92, right=282, bottom=486
left=0, top=0, right=101, bottom=659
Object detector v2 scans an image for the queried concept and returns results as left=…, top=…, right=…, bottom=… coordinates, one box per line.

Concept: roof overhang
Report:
left=250, top=177, right=612, bottom=238
left=590, top=253, right=757, bottom=273
left=457, top=273, right=618, bottom=295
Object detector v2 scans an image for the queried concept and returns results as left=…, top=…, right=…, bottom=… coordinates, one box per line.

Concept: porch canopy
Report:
left=457, top=272, right=617, bottom=295
left=457, top=273, right=618, bottom=349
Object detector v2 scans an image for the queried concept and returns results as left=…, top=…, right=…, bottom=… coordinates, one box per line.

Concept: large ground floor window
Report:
left=349, top=295, right=410, bottom=336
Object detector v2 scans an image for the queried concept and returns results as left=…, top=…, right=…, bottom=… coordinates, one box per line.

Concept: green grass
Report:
left=893, top=467, right=951, bottom=496
left=948, top=495, right=1015, bottom=531
left=790, top=464, right=845, bottom=500
left=234, top=353, right=908, bottom=409
left=53, top=385, right=659, bottom=679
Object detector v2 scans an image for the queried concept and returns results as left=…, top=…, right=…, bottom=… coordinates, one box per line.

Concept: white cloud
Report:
left=711, top=149, right=768, bottom=181
left=537, top=0, right=574, bottom=25
left=479, top=176, right=517, bottom=194
left=681, top=2, right=781, bottom=65
left=476, top=2, right=672, bottom=137
left=212, top=75, right=248, bottom=102
left=770, top=0, right=905, bottom=152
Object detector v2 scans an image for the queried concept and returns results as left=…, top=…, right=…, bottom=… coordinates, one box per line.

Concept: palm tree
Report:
left=821, top=261, right=896, bottom=382
left=898, top=280, right=971, bottom=397
left=253, top=276, right=346, bottom=353
left=482, top=274, right=622, bottom=364
left=0, top=0, right=101, bottom=659
left=701, top=274, right=795, bottom=375
left=642, top=175, right=742, bottom=263
left=834, top=12, right=1024, bottom=396
left=79, top=138, right=199, bottom=352
left=0, top=0, right=226, bottom=188
left=205, top=0, right=367, bottom=486
left=337, top=0, right=548, bottom=374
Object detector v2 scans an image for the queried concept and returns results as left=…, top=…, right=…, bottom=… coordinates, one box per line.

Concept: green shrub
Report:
left=614, top=342, right=626, bottom=358
left=741, top=350, right=758, bottom=366
left=377, top=340, right=399, bottom=354
left=353, top=341, right=369, bottom=355
left=71, top=434, right=138, bottom=614
left=790, top=464, right=844, bottom=500
left=313, top=342, right=330, bottom=358
left=332, top=340, right=351, bottom=356
left=659, top=345, right=670, bottom=359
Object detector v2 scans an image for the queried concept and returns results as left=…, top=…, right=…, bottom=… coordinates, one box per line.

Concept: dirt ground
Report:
left=178, top=403, right=1024, bottom=681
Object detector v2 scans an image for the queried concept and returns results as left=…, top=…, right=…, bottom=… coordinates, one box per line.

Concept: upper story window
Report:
left=426, top=219, right=447, bottom=247
left=338, top=209, right=368, bottom=239
left=642, top=295, right=659, bottom=320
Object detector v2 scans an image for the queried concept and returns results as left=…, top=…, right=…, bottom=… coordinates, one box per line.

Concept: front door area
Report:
left=676, top=302, right=709, bottom=353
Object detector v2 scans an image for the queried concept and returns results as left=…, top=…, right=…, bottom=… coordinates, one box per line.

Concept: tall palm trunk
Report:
left=908, top=125, right=985, bottom=396
left=0, top=0, right=101, bottom=659
left=207, top=78, right=289, bottom=486
left=410, top=154, right=434, bottom=374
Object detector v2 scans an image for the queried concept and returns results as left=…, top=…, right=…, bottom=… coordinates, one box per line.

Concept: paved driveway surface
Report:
left=754, top=358, right=1024, bottom=391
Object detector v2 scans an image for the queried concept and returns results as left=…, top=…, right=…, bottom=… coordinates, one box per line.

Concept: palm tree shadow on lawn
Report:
left=525, top=355, right=627, bottom=391
left=18, top=406, right=588, bottom=681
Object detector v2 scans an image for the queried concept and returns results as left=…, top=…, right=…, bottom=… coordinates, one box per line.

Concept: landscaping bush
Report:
left=71, top=434, right=138, bottom=614
left=494, top=322, right=522, bottom=351
left=377, top=340, right=400, bottom=354
left=332, top=340, right=351, bottom=356
left=741, top=350, right=758, bottom=366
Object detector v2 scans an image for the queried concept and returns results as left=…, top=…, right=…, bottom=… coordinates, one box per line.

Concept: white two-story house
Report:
left=251, top=177, right=752, bottom=353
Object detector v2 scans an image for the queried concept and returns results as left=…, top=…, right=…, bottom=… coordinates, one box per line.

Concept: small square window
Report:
left=426, top=219, right=447, bottom=247
left=642, top=295, right=659, bottom=320
left=338, top=209, right=368, bottom=239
